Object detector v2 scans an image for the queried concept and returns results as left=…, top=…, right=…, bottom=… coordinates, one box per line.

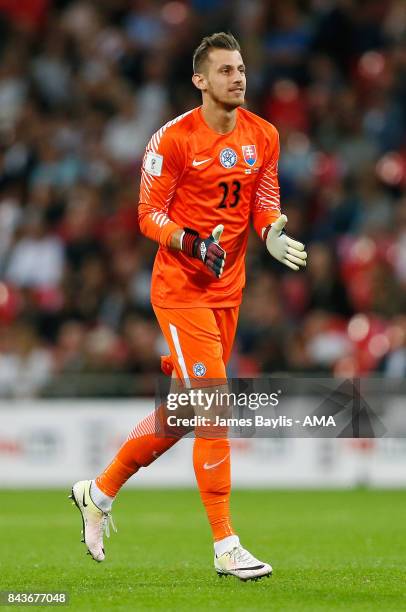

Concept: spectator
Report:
left=0, top=321, right=53, bottom=397
left=5, top=212, right=64, bottom=288
left=0, top=0, right=404, bottom=394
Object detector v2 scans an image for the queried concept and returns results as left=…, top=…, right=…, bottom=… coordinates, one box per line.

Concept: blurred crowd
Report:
left=0, top=0, right=405, bottom=397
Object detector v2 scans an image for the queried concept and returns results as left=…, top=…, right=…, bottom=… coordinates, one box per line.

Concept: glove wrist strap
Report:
left=263, top=224, right=272, bottom=242
left=263, top=224, right=286, bottom=242
left=182, top=228, right=200, bottom=258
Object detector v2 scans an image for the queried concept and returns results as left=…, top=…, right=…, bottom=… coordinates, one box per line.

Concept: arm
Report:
left=252, top=129, right=307, bottom=271
left=251, top=131, right=281, bottom=239
left=138, top=130, right=226, bottom=277
left=138, top=131, right=184, bottom=248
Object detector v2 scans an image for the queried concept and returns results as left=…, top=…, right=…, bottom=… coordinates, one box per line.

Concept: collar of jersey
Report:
left=198, top=106, right=239, bottom=137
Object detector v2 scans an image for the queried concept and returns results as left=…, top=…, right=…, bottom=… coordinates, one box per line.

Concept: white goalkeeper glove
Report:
left=264, top=214, right=307, bottom=271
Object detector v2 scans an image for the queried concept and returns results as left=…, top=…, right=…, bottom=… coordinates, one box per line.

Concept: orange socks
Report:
left=95, top=407, right=235, bottom=544
left=193, top=437, right=234, bottom=541
left=95, top=407, right=180, bottom=497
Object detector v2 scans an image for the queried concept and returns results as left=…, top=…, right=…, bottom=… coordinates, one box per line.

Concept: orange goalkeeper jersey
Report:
left=138, top=106, right=281, bottom=308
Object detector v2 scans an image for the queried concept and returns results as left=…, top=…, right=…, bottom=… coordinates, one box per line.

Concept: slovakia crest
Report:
left=242, top=145, right=257, bottom=167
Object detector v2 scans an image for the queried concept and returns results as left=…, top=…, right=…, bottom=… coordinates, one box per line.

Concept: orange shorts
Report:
left=153, top=305, right=239, bottom=384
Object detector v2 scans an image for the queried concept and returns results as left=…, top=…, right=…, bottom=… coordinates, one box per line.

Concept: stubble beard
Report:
left=207, top=85, right=245, bottom=111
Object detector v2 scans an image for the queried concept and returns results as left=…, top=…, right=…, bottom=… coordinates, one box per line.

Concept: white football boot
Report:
left=69, top=479, right=116, bottom=562
left=215, top=543, right=272, bottom=581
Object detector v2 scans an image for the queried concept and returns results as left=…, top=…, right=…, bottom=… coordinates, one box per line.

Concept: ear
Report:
left=192, top=72, right=207, bottom=92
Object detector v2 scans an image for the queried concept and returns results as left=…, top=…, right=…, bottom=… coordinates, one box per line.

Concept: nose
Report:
left=233, top=72, right=243, bottom=85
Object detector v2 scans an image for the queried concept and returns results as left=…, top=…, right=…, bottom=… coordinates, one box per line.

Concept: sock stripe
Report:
left=127, top=412, right=157, bottom=440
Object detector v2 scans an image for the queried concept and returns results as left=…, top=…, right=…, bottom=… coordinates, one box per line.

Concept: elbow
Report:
left=138, top=203, right=148, bottom=237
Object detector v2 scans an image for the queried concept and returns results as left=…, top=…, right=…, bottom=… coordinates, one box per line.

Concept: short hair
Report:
left=193, top=32, right=241, bottom=74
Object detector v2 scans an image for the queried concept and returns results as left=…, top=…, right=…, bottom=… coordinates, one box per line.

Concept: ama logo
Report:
left=242, top=145, right=257, bottom=167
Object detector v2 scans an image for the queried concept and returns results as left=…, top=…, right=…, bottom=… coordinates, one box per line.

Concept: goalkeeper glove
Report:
left=181, top=224, right=226, bottom=278
left=264, top=214, right=307, bottom=271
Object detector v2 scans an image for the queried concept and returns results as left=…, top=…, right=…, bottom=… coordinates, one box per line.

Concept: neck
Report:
left=201, top=99, right=238, bottom=134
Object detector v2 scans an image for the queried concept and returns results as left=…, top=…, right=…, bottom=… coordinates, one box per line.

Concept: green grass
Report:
left=0, top=489, right=405, bottom=611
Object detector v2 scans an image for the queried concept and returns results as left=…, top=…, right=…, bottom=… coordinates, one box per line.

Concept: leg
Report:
left=153, top=306, right=237, bottom=545
left=70, top=397, right=190, bottom=561
left=70, top=327, right=193, bottom=562
left=159, top=305, right=271, bottom=581
left=94, top=402, right=184, bottom=500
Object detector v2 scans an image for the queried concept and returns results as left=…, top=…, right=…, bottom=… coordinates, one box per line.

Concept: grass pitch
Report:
left=0, top=489, right=405, bottom=611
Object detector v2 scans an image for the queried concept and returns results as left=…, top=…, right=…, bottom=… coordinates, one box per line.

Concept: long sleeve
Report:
left=138, top=127, right=186, bottom=247
left=251, top=129, right=281, bottom=239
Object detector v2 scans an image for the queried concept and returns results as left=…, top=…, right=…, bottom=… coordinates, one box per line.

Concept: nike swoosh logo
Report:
left=192, top=158, right=212, bottom=167
left=82, top=488, right=89, bottom=507
left=203, top=454, right=229, bottom=470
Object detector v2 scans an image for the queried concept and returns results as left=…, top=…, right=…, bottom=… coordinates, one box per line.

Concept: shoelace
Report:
left=100, top=512, right=117, bottom=539
left=230, top=546, right=256, bottom=566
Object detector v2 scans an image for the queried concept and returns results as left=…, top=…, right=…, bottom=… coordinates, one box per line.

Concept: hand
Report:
left=264, top=215, right=307, bottom=271
left=182, top=224, right=226, bottom=278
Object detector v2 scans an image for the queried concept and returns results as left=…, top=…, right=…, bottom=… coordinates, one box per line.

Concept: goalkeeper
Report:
left=71, top=31, right=306, bottom=582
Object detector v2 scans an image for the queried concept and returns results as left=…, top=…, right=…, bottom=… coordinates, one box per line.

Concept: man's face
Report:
left=199, top=48, right=246, bottom=109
